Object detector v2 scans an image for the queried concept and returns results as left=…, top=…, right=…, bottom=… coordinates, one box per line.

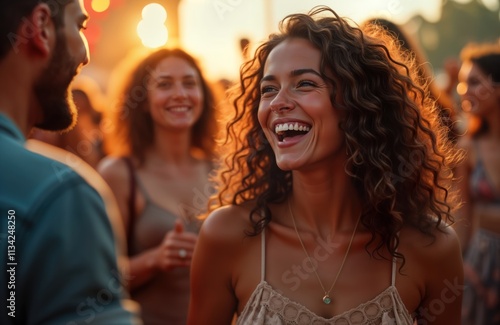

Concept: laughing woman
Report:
left=188, top=6, right=463, bottom=325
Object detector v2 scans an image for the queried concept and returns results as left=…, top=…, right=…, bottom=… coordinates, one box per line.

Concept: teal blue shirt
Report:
left=0, top=113, right=137, bottom=324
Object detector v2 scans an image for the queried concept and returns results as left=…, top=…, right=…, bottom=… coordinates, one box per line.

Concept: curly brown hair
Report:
left=361, top=18, right=459, bottom=143
left=211, top=6, right=461, bottom=260
left=107, top=48, right=219, bottom=165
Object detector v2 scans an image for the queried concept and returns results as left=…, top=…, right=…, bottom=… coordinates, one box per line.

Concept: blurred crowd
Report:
left=1, top=1, right=499, bottom=324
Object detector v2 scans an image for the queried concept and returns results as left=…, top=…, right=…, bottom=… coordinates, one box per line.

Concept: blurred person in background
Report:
left=98, top=48, right=219, bottom=325
left=30, top=75, right=106, bottom=168
left=454, top=41, right=500, bottom=325
left=0, top=0, right=139, bottom=324
left=361, top=17, right=460, bottom=143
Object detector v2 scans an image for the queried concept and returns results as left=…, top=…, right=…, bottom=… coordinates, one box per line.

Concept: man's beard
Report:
left=34, top=31, right=79, bottom=132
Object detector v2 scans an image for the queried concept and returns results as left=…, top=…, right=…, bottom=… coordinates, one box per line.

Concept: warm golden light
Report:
left=91, top=0, right=110, bottom=13
left=137, top=21, right=168, bottom=48
left=137, top=3, right=169, bottom=49
left=140, top=26, right=169, bottom=48
left=142, top=3, right=167, bottom=22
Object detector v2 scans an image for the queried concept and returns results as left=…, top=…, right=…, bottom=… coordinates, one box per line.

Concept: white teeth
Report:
left=274, top=123, right=311, bottom=134
left=168, top=106, right=189, bottom=112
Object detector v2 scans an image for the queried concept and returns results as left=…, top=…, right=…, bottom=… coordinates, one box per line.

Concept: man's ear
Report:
left=20, top=3, right=55, bottom=57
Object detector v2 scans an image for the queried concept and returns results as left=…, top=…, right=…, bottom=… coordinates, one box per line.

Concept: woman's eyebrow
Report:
left=261, top=68, right=322, bottom=83
left=290, top=68, right=322, bottom=77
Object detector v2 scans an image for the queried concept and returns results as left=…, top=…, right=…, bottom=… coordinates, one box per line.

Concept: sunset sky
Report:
left=177, top=0, right=488, bottom=80
left=81, top=0, right=497, bottom=86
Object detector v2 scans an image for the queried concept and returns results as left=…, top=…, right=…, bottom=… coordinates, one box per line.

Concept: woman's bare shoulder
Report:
left=194, top=204, right=259, bottom=280
left=200, top=204, right=254, bottom=245
left=401, top=223, right=461, bottom=258
left=399, top=224, right=464, bottom=321
left=97, top=156, right=130, bottom=181
left=400, top=223, right=463, bottom=283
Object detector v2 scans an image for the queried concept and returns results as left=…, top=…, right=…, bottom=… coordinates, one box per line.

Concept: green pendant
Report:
left=323, top=295, right=332, bottom=305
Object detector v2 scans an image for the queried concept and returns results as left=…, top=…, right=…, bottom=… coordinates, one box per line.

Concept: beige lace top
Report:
left=236, top=229, right=415, bottom=325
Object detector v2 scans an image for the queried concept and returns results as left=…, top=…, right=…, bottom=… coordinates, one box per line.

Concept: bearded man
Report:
left=0, top=1, right=140, bottom=324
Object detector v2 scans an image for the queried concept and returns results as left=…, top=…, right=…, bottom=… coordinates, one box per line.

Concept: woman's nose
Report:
left=172, top=84, right=187, bottom=98
left=269, top=90, right=293, bottom=113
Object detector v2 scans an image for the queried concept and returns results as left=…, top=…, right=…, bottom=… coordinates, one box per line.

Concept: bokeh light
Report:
left=91, top=0, right=110, bottom=13
left=142, top=3, right=167, bottom=22
left=137, top=3, right=169, bottom=48
left=137, top=21, right=168, bottom=48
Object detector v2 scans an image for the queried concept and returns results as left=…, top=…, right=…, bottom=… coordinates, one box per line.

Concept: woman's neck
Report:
left=151, top=126, right=193, bottom=165
left=289, top=167, right=361, bottom=239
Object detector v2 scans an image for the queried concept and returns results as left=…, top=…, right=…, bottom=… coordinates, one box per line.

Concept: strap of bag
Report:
left=122, top=157, right=136, bottom=256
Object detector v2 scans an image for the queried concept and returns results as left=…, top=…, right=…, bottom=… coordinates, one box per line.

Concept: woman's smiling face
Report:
left=258, top=38, right=345, bottom=171
left=147, top=56, right=204, bottom=130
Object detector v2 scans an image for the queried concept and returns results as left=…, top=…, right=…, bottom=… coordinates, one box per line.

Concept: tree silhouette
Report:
left=411, top=0, right=500, bottom=72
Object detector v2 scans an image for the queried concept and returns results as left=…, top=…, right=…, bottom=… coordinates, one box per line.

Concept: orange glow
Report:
left=91, top=0, right=110, bottom=13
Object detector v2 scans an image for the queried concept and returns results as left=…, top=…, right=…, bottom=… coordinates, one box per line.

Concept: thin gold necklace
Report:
left=288, top=198, right=360, bottom=305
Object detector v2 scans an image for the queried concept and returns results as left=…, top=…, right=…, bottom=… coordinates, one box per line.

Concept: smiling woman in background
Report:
left=98, top=48, right=219, bottom=325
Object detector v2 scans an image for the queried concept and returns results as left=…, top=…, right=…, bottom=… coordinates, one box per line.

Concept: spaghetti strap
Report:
left=134, top=172, right=152, bottom=201
left=121, top=157, right=137, bottom=256
left=391, top=256, right=397, bottom=286
left=391, top=233, right=400, bottom=286
left=261, top=227, right=266, bottom=281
